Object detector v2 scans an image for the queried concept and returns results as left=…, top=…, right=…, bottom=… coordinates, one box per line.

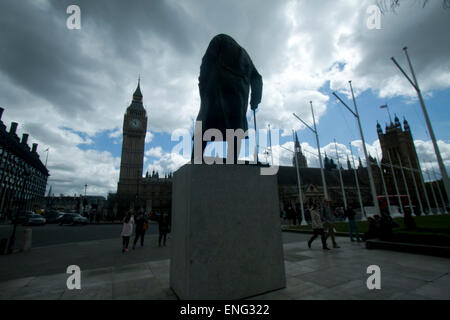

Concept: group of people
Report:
left=120, top=209, right=170, bottom=253
left=282, top=205, right=303, bottom=226
left=307, top=200, right=405, bottom=249
left=308, top=200, right=363, bottom=250
left=364, top=211, right=400, bottom=241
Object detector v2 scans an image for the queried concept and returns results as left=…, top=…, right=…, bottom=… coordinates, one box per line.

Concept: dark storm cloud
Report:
left=0, top=1, right=97, bottom=116
left=0, top=0, right=200, bottom=120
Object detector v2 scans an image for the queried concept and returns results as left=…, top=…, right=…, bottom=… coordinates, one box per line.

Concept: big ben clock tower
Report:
left=117, top=80, right=148, bottom=204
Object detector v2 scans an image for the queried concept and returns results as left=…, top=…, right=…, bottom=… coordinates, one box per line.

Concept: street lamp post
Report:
left=293, top=101, right=328, bottom=201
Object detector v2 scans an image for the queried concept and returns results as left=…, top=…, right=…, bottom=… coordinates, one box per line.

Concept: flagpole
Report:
left=387, top=105, right=393, bottom=123
left=380, top=104, right=393, bottom=124
left=426, top=170, right=440, bottom=215
left=349, top=143, right=366, bottom=221
left=334, top=139, right=347, bottom=210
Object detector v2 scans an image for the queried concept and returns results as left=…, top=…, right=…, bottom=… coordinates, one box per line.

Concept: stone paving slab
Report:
left=1, top=234, right=450, bottom=300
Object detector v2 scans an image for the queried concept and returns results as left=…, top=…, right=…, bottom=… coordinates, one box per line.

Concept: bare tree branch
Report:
left=376, top=0, right=450, bottom=14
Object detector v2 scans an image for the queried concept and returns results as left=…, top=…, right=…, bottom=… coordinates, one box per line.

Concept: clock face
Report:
left=129, top=118, right=141, bottom=129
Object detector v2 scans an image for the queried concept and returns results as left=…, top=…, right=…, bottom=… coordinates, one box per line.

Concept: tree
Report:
left=377, top=0, right=450, bottom=13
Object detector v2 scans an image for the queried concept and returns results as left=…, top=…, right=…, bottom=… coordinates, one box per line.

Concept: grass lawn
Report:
left=283, top=214, right=450, bottom=236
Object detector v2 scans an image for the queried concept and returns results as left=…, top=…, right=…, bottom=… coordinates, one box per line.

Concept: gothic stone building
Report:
left=277, top=164, right=373, bottom=215
left=377, top=116, right=429, bottom=213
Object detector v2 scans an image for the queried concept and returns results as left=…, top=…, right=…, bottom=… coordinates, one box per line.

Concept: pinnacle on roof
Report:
left=133, top=77, right=143, bottom=102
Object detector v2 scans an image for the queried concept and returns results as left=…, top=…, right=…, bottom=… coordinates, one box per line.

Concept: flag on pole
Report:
left=380, top=105, right=388, bottom=109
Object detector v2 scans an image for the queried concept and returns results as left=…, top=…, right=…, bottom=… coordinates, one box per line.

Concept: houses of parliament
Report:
left=114, top=81, right=444, bottom=217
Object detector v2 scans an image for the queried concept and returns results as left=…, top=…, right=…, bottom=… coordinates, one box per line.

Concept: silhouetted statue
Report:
left=192, top=34, right=263, bottom=163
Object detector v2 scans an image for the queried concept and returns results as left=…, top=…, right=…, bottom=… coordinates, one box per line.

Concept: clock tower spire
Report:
left=117, top=79, right=148, bottom=208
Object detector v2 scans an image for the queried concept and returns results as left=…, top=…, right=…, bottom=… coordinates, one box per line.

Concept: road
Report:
left=0, top=222, right=310, bottom=282
left=0, top=221, right=307, bottom=249
left=0, top=222, right=159, bottom=249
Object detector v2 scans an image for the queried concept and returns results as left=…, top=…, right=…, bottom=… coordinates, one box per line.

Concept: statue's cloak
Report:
left=196, top=34, right=263, bottom=139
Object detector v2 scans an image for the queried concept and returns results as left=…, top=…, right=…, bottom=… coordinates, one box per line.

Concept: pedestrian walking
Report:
left=158, top=213, right=170, bottom=247
left=133, top=208, right=148, bottom=249
left=322, top=200, right=340, bottom=248
left=295, top=203, right=302, bottom=225
left=121, top=210, right=134, bottom=253
left=308, top=204, right=330, bottom=250
left=345, top=205, right=361, bottom=242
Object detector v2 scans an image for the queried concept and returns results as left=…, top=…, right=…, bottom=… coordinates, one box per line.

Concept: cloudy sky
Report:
left=1, top=0, right=449, bottom=197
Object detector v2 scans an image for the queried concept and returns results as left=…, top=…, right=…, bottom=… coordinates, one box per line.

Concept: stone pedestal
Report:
left=170, top=164, right=286, bottom=300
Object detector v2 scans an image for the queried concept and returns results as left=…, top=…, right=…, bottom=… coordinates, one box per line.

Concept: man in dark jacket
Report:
left=192, top=34, right=263, bottom=163
left=133, top=209, right=148, bottom=249
left=345, top=205, right=361, bottom=242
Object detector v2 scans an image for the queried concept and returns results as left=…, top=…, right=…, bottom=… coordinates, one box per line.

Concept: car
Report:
left=59, top=213, right=88, bottom=225
left=45, top=211, right=64, bottom=224
left=13, top=211, right=35, bottom=224
left=23, top=213, right=46, bottom=226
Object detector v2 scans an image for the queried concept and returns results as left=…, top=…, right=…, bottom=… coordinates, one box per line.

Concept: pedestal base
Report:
left=170, top=164, right=286, bottom=300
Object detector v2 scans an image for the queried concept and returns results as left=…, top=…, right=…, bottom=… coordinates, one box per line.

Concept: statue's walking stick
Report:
left=253, top=108, right=258, bottom=164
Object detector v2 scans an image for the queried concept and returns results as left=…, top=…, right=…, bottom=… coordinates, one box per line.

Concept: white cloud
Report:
left=145, top=131, right=154, bottom=144
left=108, top=128, right=122, bottom=139
left=145, top=146, right=163, bottom=158
left=145, top=151, right=190, bottom=175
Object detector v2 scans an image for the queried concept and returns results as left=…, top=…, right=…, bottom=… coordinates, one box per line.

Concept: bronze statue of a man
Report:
left=192, top=34, right=263, bottom=163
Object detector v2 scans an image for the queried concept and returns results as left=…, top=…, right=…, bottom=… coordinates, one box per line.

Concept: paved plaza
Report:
left=0, top=233, right=449, bottom=300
